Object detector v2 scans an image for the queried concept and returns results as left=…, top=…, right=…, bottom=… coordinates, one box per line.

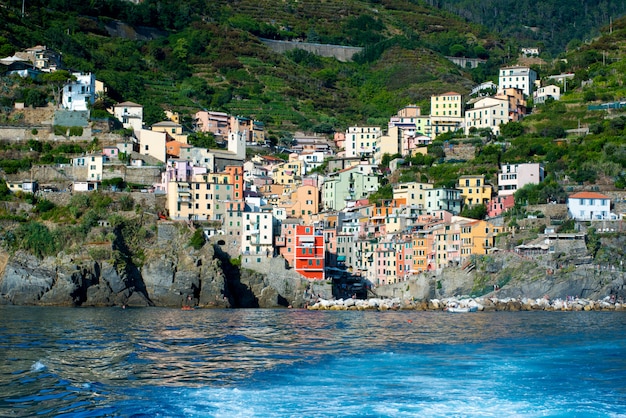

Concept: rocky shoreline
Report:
left=306, top=296, right=626, bottom=311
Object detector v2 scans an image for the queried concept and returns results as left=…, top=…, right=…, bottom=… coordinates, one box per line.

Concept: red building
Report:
left=294, top=225, right=325, bottom=280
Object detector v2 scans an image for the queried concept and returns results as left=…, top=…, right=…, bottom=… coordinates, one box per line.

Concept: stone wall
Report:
left=260, top=39, right=362, bottom=62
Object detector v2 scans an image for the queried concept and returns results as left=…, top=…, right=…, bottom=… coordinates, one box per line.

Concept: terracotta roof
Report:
left=569, top=192, right=610, bottom=199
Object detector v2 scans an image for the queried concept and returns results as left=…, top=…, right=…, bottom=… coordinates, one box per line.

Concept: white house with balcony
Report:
left=62, top=72, right=95, bottom=111
left=567, top=192, right=617, bottom=221
left=241, top=211, right=274, bottom=256
left=498, top=163, right=544, bottom=196
left=114, top=101, right=143, bottom=131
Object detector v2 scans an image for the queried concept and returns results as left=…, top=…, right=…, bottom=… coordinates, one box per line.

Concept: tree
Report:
left=41, top=70, right=76, bottom=108
left=188, top=132, right=218, bottom=149
left=500, top=121, right=524, bottom=138
left=460, top=204, right=487, bottom=220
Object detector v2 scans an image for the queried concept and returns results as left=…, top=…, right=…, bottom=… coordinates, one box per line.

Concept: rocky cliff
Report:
left=374, top=251, right=626, bottom=302
left=0, top=222, right=311, bottom=308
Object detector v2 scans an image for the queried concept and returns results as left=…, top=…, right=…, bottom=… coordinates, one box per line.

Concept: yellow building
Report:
left=460, top=219, right=500, bottom=258
left=430, top=92, right=463, bottom=137
left=272, top=158, right=303, bottom=194
left=412, top=233, right=430, bottom=273
left=456, top=175, right=493, bottom=206
left=392, top=182, right=433, bottom=211
left=167, top=166, right=244, bottom=221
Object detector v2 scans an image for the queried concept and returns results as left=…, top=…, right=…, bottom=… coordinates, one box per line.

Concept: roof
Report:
left=152, top=120, right=181, bottom=127
left=116, top=101, right=142, bottom=107
left=437, top=91, right=460, bottom=96
left=569, top=192, right=610, bottom=200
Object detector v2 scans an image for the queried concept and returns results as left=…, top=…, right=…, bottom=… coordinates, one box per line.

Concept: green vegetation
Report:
left=0, top=0, right=508, bottom=132
left=436, top=0, right=626, bottom=56
left=189, top=229, right=206, bottom=250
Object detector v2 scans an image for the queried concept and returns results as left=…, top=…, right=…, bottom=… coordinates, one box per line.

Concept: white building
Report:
left=298, top=151, right=326, bottom=174
left=345, top=126, right=381, bottom=159
left=87, top=154, right=103, bottom=181
left=464, top=97, right=509, bottom=135
left=533, top=85, right=561, bottom=104
left=242, top=211, right=274, bottom=256
left=521, top=47, right=540, bottom=56
left=567, top=192, right=614, bottom=221
left=498, top=163, right=544, bottom=196
left=114, top=101, right=143, bottom=132
left=498, top=66, right=538, bottom=97
left=62, top=72, right=95, bottom=111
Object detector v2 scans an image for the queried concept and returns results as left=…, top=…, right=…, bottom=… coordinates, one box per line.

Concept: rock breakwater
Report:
left=306, top=296, right=626, bottom=312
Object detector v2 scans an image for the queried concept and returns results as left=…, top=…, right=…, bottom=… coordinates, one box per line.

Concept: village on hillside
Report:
left=1, top=45, right=625, bottom=291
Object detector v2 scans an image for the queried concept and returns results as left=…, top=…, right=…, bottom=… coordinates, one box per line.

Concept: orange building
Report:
left=294, top=225, right=325, bottom=280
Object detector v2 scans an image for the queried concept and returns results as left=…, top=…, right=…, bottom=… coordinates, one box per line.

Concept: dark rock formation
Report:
left=0, top=224, right=307, bottom=308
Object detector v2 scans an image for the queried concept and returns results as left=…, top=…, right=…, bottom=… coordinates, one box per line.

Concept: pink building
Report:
left=103, top=146, right=119, bottom=159
left=487, top=195, right=515, bottom=218
left=194, top=110, right=229, bottom=136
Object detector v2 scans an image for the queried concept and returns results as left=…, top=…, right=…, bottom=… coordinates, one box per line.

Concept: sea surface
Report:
left=1, top=306, right=626, bottom=418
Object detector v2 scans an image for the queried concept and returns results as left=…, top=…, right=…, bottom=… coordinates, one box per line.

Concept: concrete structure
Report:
left=392, top=182, right=434, bottom=211
left=136, top=129, right=167, bottom=163
left=167, top=166, right=244, bottom=221
left=280, top=184, right=320, bottom=223
left=293, top=225, right=325, bottom=280
left=15, top=45, right=62, bottom=72
left=242, top=211, right=274, bottom=257
left=495, top=88, right=527, bottom=122
left=298, top=151, right=326, bottom=174
left=487, top=195, right=515, bottom=218
left=471, top=81, right=498, bottom=96
left=445, top=56, right=487, bottom=69
left=259, top=38, right=362, bottom=62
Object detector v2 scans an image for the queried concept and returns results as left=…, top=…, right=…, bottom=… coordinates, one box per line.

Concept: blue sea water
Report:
left=1, top=306, right=626, bottom=417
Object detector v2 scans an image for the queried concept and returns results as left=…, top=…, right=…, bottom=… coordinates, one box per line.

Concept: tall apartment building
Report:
left=430, top=92, right=463, bottom=137
left=345, top=126, right=381, bottom=159
left=498, top=66, right=538, bottom=97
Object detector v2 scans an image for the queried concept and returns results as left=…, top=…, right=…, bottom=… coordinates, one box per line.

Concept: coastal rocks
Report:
left=306, top=295, right=626, bottom=312
left=0, top=253, right=55, bottom=305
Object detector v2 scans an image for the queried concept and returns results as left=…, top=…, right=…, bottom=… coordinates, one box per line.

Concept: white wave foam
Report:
left=31, top=360, right=46, bottom=372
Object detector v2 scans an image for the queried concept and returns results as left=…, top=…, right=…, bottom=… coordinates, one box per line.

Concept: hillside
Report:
left=435, top=0, right=626, bottom=56
left=0, top=0, right=505, bottom=133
